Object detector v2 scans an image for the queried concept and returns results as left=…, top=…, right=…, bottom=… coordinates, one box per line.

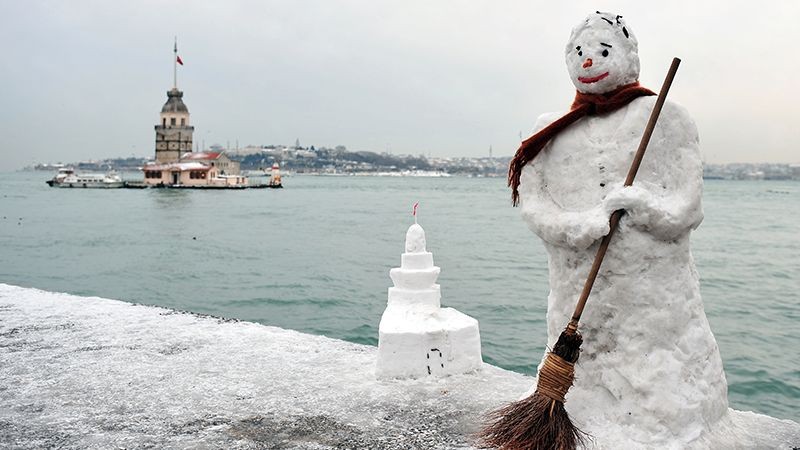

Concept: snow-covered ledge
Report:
left=1, top=283, right=798, bottom=449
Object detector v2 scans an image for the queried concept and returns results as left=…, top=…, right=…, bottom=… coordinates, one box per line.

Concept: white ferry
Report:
left=46, top=168, right=124, bottom=188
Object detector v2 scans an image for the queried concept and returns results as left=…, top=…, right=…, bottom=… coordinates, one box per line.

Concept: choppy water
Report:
left=1, top=171, right=797, bottom=421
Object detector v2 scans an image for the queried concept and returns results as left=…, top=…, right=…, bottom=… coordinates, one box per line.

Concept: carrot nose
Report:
left=582, top=58, right=593, bottom=68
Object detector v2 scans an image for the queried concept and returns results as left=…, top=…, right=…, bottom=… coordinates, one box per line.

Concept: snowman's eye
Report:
left=578, top=51, right=583, bottom=56
left=576, top=46, right=582, bottom=57
left=602, top=49, right=609, bottom=57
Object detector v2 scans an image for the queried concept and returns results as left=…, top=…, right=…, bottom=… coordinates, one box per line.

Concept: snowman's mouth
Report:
left=578, top=72, right=609, bottom=84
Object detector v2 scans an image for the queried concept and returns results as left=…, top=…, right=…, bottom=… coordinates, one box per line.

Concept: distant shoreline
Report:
left=21, top=157, right=800, bottom=181
left=17, top=167, right=800, bottom=181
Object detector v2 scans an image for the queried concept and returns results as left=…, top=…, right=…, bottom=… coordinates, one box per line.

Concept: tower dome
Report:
left=161, top=88, right=189, bottom=113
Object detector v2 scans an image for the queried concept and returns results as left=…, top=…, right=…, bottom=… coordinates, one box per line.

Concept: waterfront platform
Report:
left=122, top=181, right=280, bottom=189
left=1, top=284, right=798, bottom=449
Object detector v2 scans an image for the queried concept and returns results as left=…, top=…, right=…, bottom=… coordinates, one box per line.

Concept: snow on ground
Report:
left=1, top=283, right=798, bottom=449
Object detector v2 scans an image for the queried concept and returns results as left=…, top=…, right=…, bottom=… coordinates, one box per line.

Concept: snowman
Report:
left=513, top=12, right=729, bottom=447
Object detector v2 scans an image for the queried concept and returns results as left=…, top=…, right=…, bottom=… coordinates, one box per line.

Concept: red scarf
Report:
left=508, top=82, right=656, bottom=206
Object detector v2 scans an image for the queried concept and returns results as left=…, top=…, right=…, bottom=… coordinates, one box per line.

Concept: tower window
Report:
left=181, top=118, right=185, bottom=126
left=170, top=118, right=176, bottom=126
left=162, top=118, right=166, bottom=126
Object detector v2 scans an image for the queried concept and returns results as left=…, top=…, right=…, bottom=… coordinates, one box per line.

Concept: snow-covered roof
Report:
left=181, top=151, right=222, bottom=161
left=141, top=162, right=211, bottom=171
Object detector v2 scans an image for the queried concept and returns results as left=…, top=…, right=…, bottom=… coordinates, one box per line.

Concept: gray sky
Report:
left=1, top=0, right=798, bottom=171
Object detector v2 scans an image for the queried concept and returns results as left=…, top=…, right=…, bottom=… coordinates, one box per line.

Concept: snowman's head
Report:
left=565, top=12, right=639, bottom=94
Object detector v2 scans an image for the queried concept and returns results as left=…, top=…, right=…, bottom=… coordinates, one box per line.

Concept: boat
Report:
left=45, top=168, right=75, bottom=186
left=46, top=169, right=124, bottom=188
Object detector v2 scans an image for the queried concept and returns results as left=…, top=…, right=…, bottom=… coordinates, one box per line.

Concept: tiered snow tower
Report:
left=376, top=222, right=482, bottom=379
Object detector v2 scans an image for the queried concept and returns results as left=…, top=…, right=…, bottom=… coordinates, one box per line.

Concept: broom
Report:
left=480, top=57, right=682, bottom=450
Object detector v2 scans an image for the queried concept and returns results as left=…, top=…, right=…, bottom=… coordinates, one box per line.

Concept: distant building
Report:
left=143, top=161, right=214, bottom=186
left=790, top=164, right=800, bottom=180
left=142, top=161, right=246, bottom=187
left=180, top=151, right=240, bottom=175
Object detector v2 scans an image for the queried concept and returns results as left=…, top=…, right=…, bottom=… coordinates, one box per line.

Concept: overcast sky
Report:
left=1, top=0, right=798, bottom=171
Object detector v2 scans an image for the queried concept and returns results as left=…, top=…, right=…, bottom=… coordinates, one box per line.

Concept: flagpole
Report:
left=173, top=37, right=177, bottom=89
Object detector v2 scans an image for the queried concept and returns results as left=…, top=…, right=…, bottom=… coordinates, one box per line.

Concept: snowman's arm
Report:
left=518, top=112, right=609, bottom=250
left=606, top=102, right=704, bottom=240
left=520, top=159, right=609, bottom=250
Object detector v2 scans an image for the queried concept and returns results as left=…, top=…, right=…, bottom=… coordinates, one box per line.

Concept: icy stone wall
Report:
left=1, top=284, right=798, bottom=449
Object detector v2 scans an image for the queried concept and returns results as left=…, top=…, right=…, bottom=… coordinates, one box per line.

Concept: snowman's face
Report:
left=565, top=14, right=640, bottom=94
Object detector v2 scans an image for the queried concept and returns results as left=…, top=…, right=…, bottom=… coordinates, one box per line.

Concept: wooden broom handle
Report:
left=568, top=57, right=682, bottom=330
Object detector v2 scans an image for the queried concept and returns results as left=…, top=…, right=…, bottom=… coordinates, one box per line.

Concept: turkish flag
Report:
left=176, top=55, right=184, bottom=65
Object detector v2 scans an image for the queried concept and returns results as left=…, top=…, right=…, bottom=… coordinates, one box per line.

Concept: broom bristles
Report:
left=478, top=328, right=586, bottom=450
left=479, top=393, right=583, bottom=450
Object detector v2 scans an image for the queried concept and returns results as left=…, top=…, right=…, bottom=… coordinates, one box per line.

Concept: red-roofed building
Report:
left=179, top=151, right=240, bottom=175
left=141, top=152, right=244, bottom=187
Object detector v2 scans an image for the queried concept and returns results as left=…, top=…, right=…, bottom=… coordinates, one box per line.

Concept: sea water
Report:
left=0, top=171, right=797, bottom=421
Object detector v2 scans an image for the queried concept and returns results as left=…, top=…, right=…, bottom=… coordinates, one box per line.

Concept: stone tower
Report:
left=154, top=88, right=194, bottom=164
left=154, top=39, right=193, bottom=164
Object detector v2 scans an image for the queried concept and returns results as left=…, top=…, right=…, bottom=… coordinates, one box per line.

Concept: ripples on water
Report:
left=0, top=172, right=797, bottom=421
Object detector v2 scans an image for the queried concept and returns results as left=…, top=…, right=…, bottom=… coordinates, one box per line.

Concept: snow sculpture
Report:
left=516, top=12, right=729, bottom=446
left=376, top=223, right=482, bottom=379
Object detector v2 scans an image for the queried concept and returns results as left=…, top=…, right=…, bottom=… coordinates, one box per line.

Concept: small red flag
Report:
left=412, top=202, right=419, bottom=218
left=176, top=55, right=184, bottom=65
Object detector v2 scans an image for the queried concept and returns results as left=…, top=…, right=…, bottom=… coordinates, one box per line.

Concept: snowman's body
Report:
left=516, top=13, right=730, bottom=446
left=519, top=97, right=729, bottom=445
